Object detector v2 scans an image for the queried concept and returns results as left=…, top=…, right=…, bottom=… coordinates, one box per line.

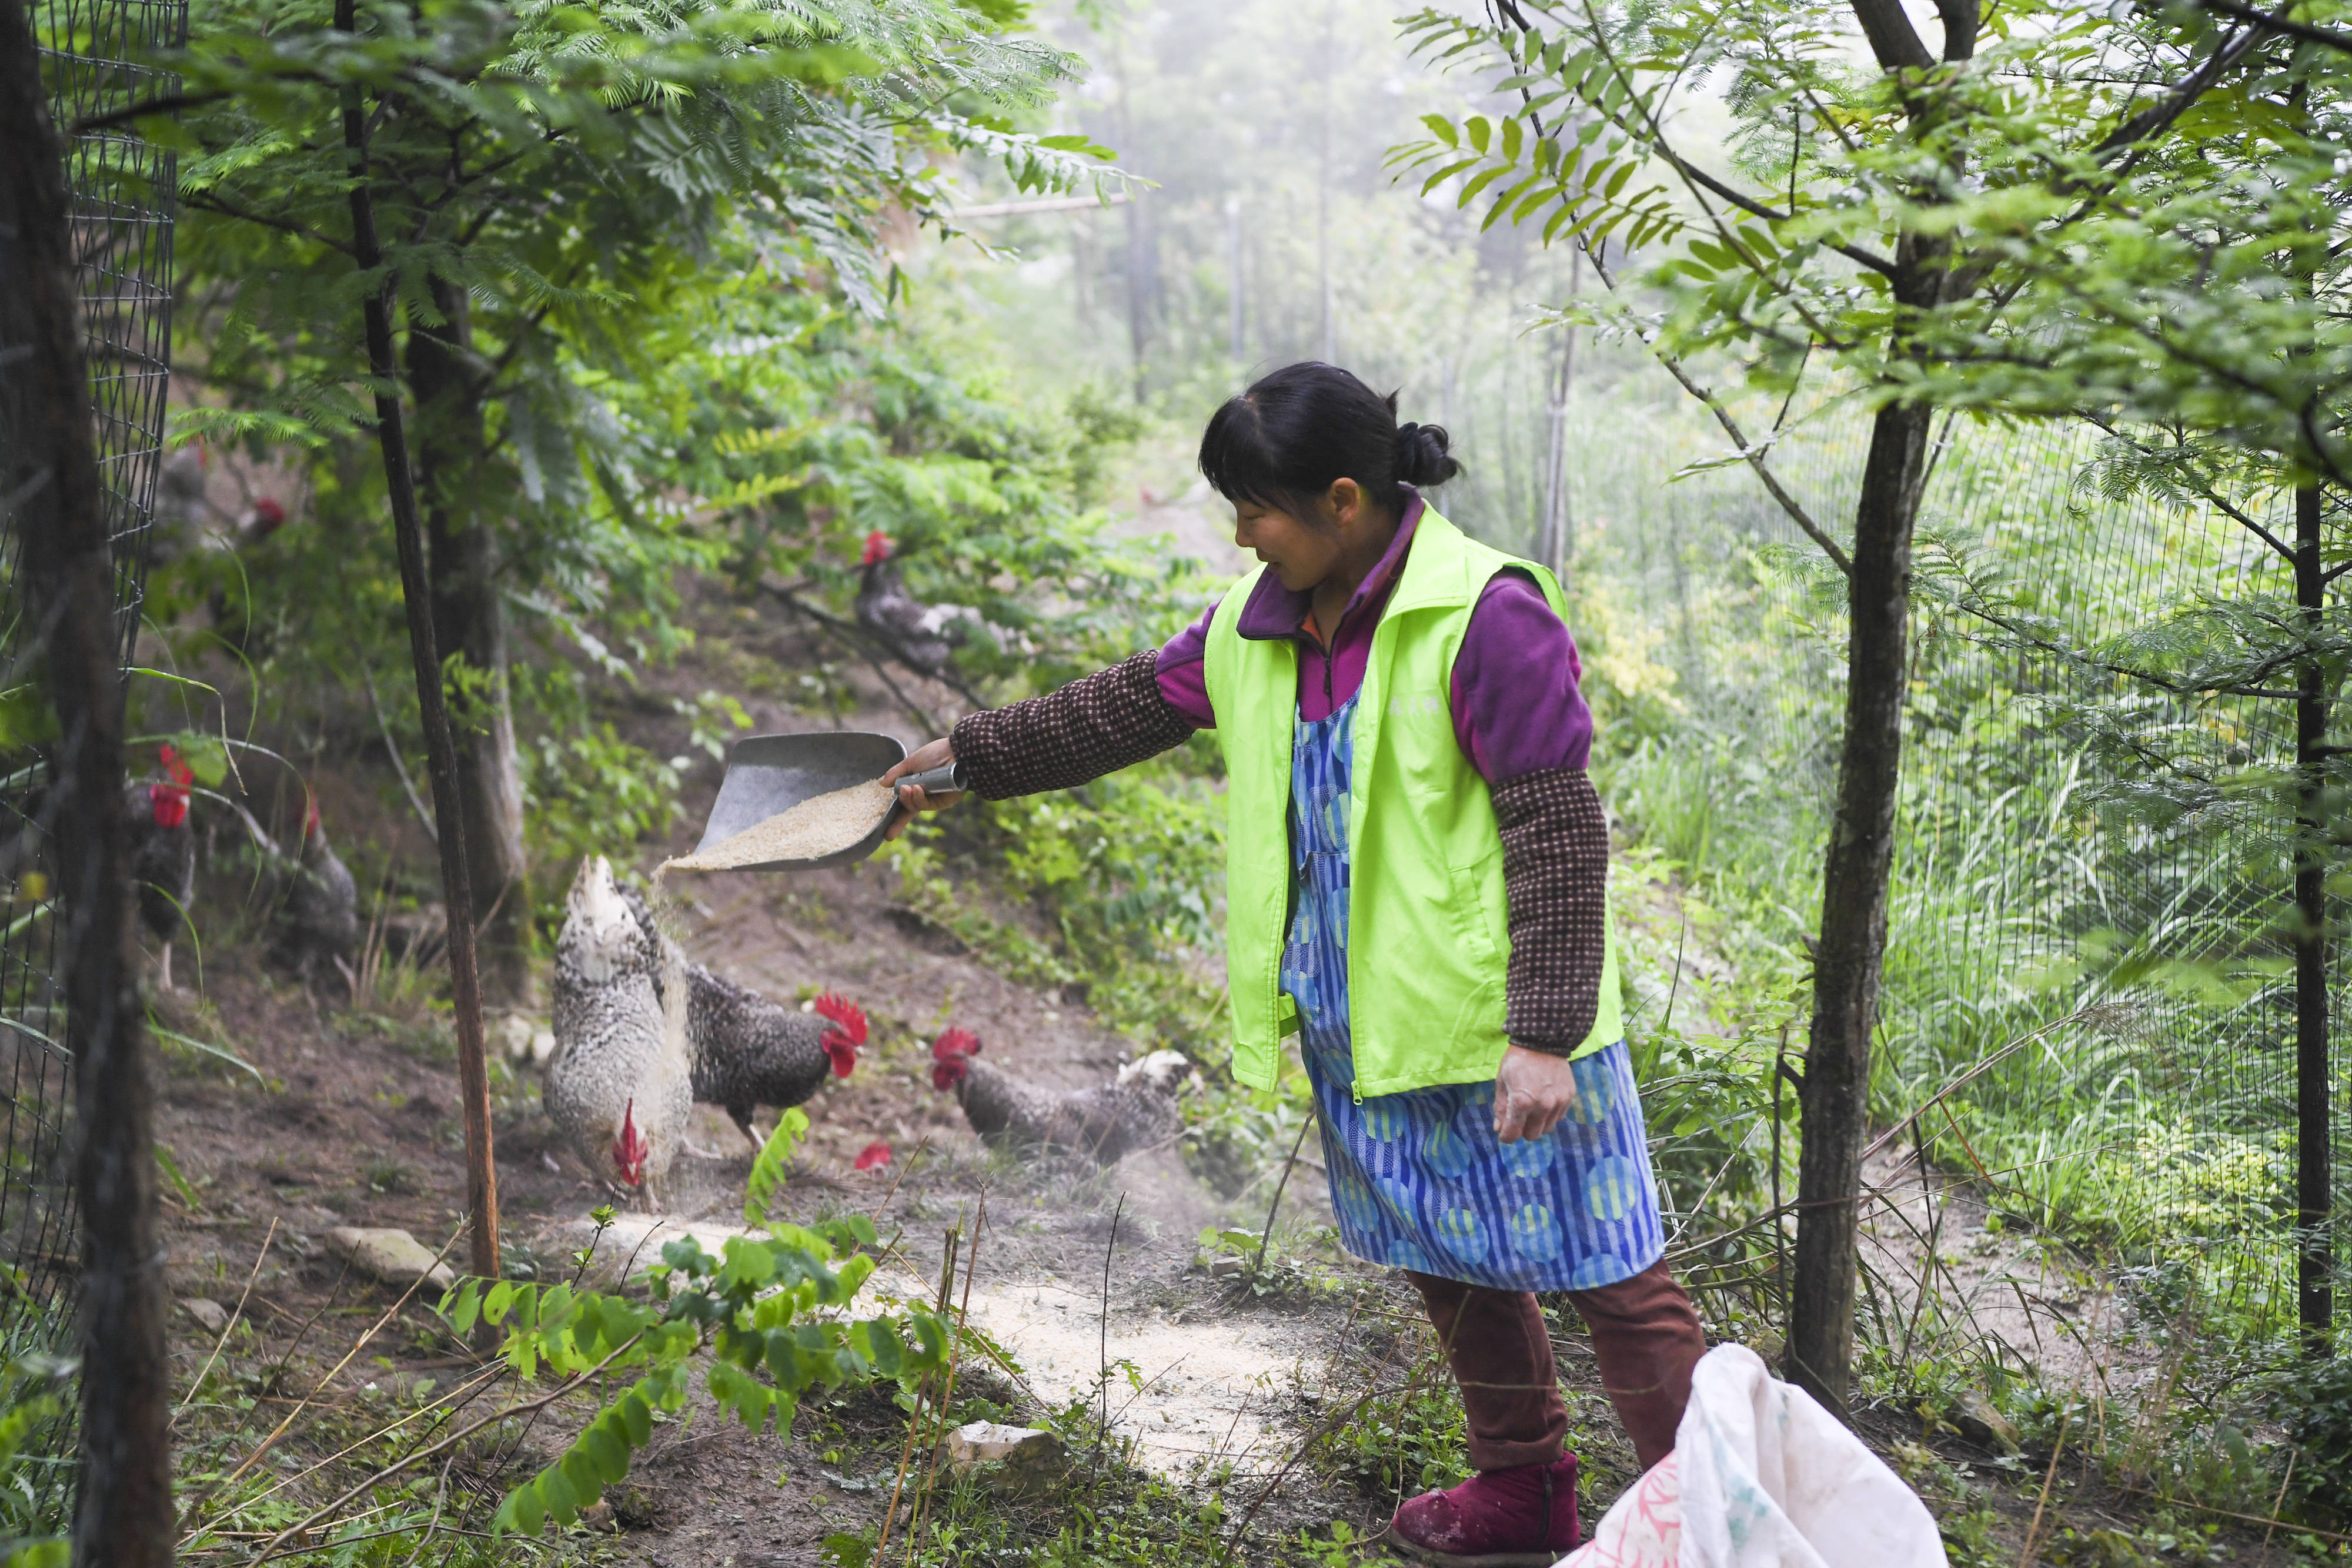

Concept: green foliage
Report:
left=440, top=1209, right=947, bottom=1535
left=1194, top=1225, right=1316, bottom=1300
left=514, top=663, right=686, bottom=882
left=1319, top=1373, right=1464, bottom=1501
left=897, top=1395, right=1237, bottom=1568
left=136, top=0, right=1137, bottom=924
left=745, top=1105, right=811, bottom=1226
left=0, top=1356, right=73, bottom=1568
left=2286, top=1350, right=2352, bottom=1524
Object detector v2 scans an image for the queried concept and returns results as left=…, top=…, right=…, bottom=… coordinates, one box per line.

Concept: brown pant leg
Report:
left=1405, top=1271, right=1568, bottom=1472
left=1562, top=1258, right=1708, bottom=1470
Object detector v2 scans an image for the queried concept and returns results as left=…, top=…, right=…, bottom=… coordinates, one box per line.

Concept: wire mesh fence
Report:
left=0, top=0, right=179, bottom=1350
left=1579, top=394, right=2341, bottom=1354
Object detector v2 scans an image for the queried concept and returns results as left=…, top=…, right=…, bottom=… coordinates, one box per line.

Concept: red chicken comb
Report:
left=931, top=1027, right=981, bottom=1062
left=854, top=1141, right=892, bottom=1171
left=813, top=992, right=867, bottom=1044
left=860, top=530, right=891, bottom=567
left=158, top=743, right=194, bottom=788
left=815, top=993, right=864, bottom=1078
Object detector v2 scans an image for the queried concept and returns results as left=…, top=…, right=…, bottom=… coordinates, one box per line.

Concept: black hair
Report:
left=1197, top=362, right=1460, bottom=525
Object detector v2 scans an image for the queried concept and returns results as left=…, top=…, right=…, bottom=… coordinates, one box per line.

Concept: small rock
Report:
left=492, top=1014, right=537, bottom=1063
left=1953, top=1389, right=2020, bottom=1453
left=1208, top=1255, right=1245, bottom=1279
left=181, top=1298, right=230, bottom=1333
left=323, top=1227, right=455, bottom=1293
left=937, top=1421, right=1065, bottom=1490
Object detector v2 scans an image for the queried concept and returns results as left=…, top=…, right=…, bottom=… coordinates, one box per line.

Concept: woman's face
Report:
left=1232, top=500, right=1341, bottom=592
left=1231, top=479, right=1372, bottom=593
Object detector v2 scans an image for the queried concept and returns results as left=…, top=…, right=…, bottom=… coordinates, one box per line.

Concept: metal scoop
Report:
left=686, top=731, right=963, bottom=872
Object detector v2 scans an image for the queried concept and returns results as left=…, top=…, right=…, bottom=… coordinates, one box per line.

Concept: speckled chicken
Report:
left=278, top=795, right=359, bottom=989
left=546, top=856, right=693, bottom=1205
left=856, top=531, right=964, bottom=676
left=619, top=890, right=864, bottom=1147
left=928, top=1028, right=1191, bottom=1167
left=128, top=745, right=197, bottom=991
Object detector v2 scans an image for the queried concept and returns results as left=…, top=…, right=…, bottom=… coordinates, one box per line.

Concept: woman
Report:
left=884, top=362, right=1706, bottom=1566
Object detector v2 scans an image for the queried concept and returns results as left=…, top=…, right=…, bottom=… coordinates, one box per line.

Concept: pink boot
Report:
left=1381, top=1455, right=1580, bottom=1567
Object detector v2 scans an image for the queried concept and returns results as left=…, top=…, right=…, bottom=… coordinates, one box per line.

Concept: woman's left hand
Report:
left=1493, top=1045, right=1581, bottom=1143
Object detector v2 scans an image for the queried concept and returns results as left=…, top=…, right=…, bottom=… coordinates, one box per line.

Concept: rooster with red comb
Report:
left=929, top=1025, right=1191, bottom=1168
left=127, top=744, right=198, bottom=991
left=275, top=788, right=359, bottom=991
left=605, top=883, right=869, bottom=1150
left=854, top=530, right=967, bottom=677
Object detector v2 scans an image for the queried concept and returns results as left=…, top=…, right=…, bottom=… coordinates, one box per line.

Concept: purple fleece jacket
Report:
left=1150, top=492, right=1593, bottom=782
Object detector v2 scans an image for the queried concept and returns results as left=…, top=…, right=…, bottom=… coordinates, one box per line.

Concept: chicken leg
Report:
left=730, top=1108, right=766, bottom=1153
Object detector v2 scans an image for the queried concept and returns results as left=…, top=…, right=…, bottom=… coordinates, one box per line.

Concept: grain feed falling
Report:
left=662, top=778, right=896, bottom=872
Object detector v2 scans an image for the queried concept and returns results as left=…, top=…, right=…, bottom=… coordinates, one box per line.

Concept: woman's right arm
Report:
left=884, top=601, right=1219, bottom=828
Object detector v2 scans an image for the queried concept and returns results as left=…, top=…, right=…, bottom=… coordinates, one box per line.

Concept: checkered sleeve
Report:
left=1492, top=765, right=1612, bottom=1055
left=949, top=651, right=1197, bottom=800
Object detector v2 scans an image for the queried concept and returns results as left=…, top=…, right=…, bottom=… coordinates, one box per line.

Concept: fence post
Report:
left=0, top=2, right=175, bottom=1557
left=2294, top=480, right=2333, bottom=1359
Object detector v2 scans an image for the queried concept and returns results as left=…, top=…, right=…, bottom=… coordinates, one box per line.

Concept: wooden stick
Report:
left=2017, top=1412, right=2069, bottom=1568
left=904, top=1211, right=982, bottom=1566
left=175, top=1218, right=278, bottom=1425
left=2263, top=1451, right=2296, bottom=1547
left=1095, top=1195, right=1125, bottom=1469
left=874, top=1227, right=958, bottom=1567
left=2109, top=1480, right=2350, bottom=1543
left=1251, top=1116, right=1313, bottom=1281
left=193, top=1223, right=465, bottom=1519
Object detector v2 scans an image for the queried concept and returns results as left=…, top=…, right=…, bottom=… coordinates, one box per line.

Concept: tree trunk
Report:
left=1226, top=195, right=1245, bottom=363
left=1785, top=394, right=1934, bottom=1415
left=0, top=4, right=175, bottom=1557
left=1538, top=248, right=1583, bottom=574
left=340, top=14, right=500, bottom=1282
left=2294, top=480, right=2333, bottom=1359
left=407, top=275, right=532, bottom=1009
left=1124, top=195, right=1152, bottom=404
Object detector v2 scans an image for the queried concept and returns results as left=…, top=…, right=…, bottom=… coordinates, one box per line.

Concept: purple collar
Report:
left=1236, top=490, right=1425, bottom=645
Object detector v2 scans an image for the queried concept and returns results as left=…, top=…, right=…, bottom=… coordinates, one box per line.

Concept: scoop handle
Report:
left=896, top=761, right=964, bottom=797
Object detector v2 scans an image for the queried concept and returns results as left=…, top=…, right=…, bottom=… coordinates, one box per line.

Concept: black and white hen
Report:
left=854, top=531, right=964, bottom=677
left=619, top=890, right=864, bottom=1147
left=929, top=1028, right=1191, bottom=1168
left=546, top=857, right=693, bottom=1205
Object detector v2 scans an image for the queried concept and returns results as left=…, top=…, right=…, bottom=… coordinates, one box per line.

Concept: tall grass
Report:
left=1557, top=387, right=2324, bottom=1355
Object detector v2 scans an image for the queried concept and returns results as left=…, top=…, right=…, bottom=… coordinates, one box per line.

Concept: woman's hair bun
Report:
left=1197, top=363, right=1462, bottom=520
left=1393, top=421, right=1461, bottom=489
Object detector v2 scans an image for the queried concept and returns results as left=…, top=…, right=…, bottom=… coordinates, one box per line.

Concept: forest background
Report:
left=16, top=0, right=2352, bottom=1557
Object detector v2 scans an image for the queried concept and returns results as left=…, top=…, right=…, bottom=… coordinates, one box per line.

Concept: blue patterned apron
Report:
left=1282, top=694, right=1665, bottom=1292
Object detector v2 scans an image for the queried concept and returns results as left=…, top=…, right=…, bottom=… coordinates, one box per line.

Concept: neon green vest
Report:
left=1202, top=509, right=1622, bottom=1096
